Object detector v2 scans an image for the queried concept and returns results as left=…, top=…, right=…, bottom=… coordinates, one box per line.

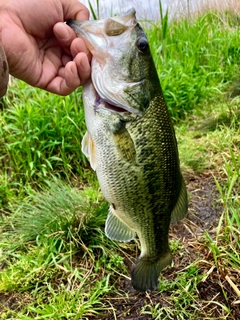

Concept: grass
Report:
left=146, top=9, right=240, bottom=120
left=0, top=4, right=240, bottom=320
left=1, top=80, right=88, bottom=187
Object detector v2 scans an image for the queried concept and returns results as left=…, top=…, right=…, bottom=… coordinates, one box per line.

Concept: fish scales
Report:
left=67, top=8, right=188, bottom=292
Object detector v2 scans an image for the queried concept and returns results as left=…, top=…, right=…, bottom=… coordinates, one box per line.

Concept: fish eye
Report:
left=136, top=38, right=149, bottom=52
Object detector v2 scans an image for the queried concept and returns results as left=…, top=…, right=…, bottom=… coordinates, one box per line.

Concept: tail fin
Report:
left=131, top=251, right=172, bottom=292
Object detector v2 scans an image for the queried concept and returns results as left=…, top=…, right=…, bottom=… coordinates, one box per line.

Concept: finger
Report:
left=70, top=38, right=91, bottom=60
left=62, top=54, right=72, bottom=67
left=46, top=55, right=91, bottom=96
left=74, top=52, right=91, bottom=85
left=75, top=7, right=90, bottom=21
left=53, top=22, right=78, bottom=56
left=58, top=52, right=90, bottom=83
left=61, top=0, right=90, bottom=20
left=46, top=61, right=80, bottom=96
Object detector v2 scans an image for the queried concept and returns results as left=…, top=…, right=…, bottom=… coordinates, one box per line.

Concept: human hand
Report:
left=0, top=0, right=91, bottom=95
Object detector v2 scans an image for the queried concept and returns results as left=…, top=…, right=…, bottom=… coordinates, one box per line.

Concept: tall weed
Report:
left=147, top=11, right=240, bottom=119
left=1, top=81, right=88, bottom=187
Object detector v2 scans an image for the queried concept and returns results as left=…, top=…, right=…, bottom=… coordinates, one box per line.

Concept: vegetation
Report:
left=147, top=9, right=240, bottom=120
left=0, top=4, right=240, bottom=319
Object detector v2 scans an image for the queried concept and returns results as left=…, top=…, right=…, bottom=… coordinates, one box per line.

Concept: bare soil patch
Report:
left=99, top=173, right=240, bottom=319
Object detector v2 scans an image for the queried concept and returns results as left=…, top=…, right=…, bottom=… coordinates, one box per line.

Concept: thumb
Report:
left=60, top=0, right=89, bottom=21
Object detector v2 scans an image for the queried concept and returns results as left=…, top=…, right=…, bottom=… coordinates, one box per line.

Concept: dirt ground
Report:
left=1, top=173, right=239, bottom=319
left=99, top=172, right=240, bottom=320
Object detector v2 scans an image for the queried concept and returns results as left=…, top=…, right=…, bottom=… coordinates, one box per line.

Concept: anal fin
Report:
left=171, top=177, right=188, bottom=223
left=105, top=206, right=136, bottom=242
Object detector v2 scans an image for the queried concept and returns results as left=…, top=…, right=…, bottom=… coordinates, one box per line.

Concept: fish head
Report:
left=67, top=8, right=159, bottom=117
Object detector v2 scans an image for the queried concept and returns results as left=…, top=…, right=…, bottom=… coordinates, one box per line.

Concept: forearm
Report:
left=0, top=40, right=9, bottom=98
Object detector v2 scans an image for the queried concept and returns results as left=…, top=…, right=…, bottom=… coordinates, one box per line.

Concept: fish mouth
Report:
left=92, top=66, right=143, bottom=116
left=95, top=95, right=131, bottom=114
left=103, top=102, right=128, bottom=113
left=68, top=9, right=143, bottom=117
left=82, top=80, right=141, bottom=118
left=67, top=8, right=137, bottom=64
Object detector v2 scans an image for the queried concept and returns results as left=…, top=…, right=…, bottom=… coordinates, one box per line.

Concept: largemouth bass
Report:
left=68, top=8, right=188, bottom=292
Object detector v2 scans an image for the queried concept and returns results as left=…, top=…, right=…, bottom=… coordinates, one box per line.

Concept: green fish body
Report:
left=68, top=8, right=188, bottom=292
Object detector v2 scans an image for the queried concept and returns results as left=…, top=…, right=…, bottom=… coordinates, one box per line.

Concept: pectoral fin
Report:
left=105, top=206, right=136, bottom=242
left=81, top=132, right=97, bottom=171
left=114, top=131, right=136, bottom=164
left=171, top=178, right=188, bottom=223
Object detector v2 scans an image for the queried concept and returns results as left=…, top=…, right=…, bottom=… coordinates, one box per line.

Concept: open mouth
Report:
left=95, top=96, right=128, bottom=113
left=104, top=101, right=128, bottom=113
left=92, top=84, right=141, bottom=116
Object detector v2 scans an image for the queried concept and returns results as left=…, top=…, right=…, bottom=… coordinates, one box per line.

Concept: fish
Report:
left=67, top=8, right=188, bottom=292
